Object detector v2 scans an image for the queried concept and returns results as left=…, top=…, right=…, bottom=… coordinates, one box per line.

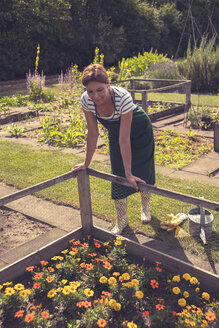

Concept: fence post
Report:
left=142, top=91, right=148, bottom=112
left=214, top=122, right=219, bottom=153
left=77, top=170, right=93, bottom=237
left=185, top=81, right=191, bottom=111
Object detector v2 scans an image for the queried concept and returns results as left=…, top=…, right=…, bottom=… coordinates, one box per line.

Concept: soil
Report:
left=0, top=207, right=52, bottom=254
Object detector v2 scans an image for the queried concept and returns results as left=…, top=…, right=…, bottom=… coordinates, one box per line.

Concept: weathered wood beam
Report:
left=87, top=168, right=219, bottom=212
left=0, top=171, right=77, bottom=206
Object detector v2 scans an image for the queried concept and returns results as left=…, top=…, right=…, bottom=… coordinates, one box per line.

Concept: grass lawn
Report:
left=0, top=140, right=218, bottom=262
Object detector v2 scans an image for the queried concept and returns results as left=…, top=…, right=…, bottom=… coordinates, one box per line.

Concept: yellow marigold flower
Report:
left=61, top=279, right=68, bottom=285
left=70, top=281, right=80, bottom=288
left=99, top=276, right=108, bottom=284
left=172, top=275, right=181, bottom=283
left=172, top=287, right=181, bottom=295
left=119, top=273, right=130, bottom=282
left=108, top=277, right=117, bottom=286
left=5, top=287, right=15, bottom=296
left=114, top=240, right=122, bottom=246
left=69, top=285, right=76, bottom=293
left=84, top=288, right=94, bottom=297
left=103, top=242, right=109, bottom=246
left=47, top=289, right=57, bottom=298
left=202, top=292, right=210, bottom=301
left=183, top=273, right=191, bottom=281
left=14, top=283, right=25, bottom=291
left=56, top=264, right=61, bottom=269
left=62, top=286, right=71, bottom=295
left=127, top=321, right=138, bottom=328
left=131, top=279, right=139, bottom=287
left=3, top=282, right=12, bottom=286
left=61, top=249, right=68, bottom=254
left=109, top=299, right=117, bottom=308
left=135, top=290, right=144, bottom=299
left=19, top=290, right=30, bottom=298
left=113, top=302, right=122, bottom=311
left=123, top=282, right=133, bottom=288
left=183, top=291, right=190, bottom=298
left=178, top=298, right=187, bottom=307
left=0, top=285, right=3, bottom=291
left=113, top=272, right=120, bottom=277
left=190, top=277, right=199, bottom=285
left=195, top=287, right=200, bottom=293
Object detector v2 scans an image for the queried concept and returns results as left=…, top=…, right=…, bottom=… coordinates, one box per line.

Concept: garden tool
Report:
left=160, top=213, right=188, bottom=232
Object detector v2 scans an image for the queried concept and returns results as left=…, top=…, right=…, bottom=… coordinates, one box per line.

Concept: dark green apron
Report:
left=97, top=106, right=155, bottom=200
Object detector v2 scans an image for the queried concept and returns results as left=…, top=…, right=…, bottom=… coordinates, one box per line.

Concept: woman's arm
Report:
left=119, top=110, right=145, bottom=190
left=72, top=110, right=99, bottom=172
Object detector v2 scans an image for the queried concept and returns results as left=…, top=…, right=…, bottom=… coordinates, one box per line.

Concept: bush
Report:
left=177, top=36, right=219, bottom=93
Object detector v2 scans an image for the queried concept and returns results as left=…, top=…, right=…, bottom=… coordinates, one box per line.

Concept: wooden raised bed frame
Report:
left=0, top=169, right=218, bottom=295
left=115, top=78, right=191, bottom=120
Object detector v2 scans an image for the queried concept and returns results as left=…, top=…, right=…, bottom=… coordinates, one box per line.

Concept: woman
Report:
left=72, top=63, right=155, bottom=234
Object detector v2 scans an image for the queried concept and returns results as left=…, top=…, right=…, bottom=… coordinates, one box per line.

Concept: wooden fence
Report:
left=115, top=78, right=191, bottom=114
left=0, top=168, right=218, bottom=294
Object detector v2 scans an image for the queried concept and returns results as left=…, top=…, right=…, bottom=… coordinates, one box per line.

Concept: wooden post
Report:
left=142, top=91, right=148, bottom=112
left=185, top=81, right=191, bottom=112
left=77, top=170, right=93, bottom=237
left=214, top=122, right=219, bottom=153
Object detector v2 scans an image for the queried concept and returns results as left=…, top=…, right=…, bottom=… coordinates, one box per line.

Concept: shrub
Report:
left=177, top=36, right=219, bottom=93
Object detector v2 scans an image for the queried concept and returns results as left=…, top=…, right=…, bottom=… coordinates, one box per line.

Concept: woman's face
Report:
left=86, top=81, right=109, bottom=105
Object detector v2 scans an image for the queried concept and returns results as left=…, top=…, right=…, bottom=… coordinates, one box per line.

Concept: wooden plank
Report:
left=87, top=168, right=219, bottom=212
left=0, top=171, right=77, bottom=206
left=77, top=170, right=93, bottom=237
left=92, top=226, right=219, bottom=296
left=0, top=228, right=83, bottom=283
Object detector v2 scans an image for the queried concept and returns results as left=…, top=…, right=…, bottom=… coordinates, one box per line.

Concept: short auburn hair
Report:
left=81, top=64, right=109, bottom=86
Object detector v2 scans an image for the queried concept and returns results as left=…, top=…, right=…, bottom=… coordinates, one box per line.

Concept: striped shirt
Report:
left=81, top=86, right=137, bottom=121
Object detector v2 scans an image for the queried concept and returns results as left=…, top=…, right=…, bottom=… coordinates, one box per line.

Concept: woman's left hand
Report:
left=125, top=174, right=146, bottom=191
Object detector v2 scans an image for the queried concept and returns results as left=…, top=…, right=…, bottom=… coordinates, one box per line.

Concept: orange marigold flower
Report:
left=48, top=267, right=54, bottom=272
left=88, top=253, right=97, bottom=257
left=82, top=243, right=89, bottom=247
left=73, top=240, right=80, bottom=245
left=26, top=266, right=34, bottom=272
left=150, top=279, right=159, bottom=289
left=156, top=267, right=162, bottom=272
left=46, top=276, right=53, bottom=283
left=14, top=310, right=24, bottom=318
left=41, top=311, right=49, bottom=319
left=83, top=301, right=92, bottom=308
left=86, top=264, right=94, bottom=271
left=156, top=304, right=165, bottom=310
left=142, top=310, right=149, bottom=317
left=205, top=312, right=216, bottom=321
left=104, top=262, right=112, bottom=270
left=33, top=282, right=41, bottom=289
left=34, top=272, right=43, bottom=280
left=97, top=318, right=107, bottom=327
left=94, top=242, right=101, bottom=248
left=40, top=261, right=48, bottom=266
left=25, top=313, right=35, bottom=323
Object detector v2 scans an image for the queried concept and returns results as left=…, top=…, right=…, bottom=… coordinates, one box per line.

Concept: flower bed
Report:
left=0, top=236, right=218, bottom=328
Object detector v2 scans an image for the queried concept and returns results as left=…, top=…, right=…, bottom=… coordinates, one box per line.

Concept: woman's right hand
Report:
left=71, top=163, right=87, bottom=173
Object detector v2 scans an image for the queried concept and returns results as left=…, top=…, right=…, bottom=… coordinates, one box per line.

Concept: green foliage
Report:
left=0, top=94, right=30, bottom=107
left=186, top=105, right=219, bottom=130
left=7, top=124, right=26, bottom=138
left=118, top=50, right=170, bottom=78
left=177, top=36, right=219, bottom=92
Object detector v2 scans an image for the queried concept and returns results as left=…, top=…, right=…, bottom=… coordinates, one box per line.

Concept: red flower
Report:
left=26, top=266, right=34, bottom=272
left=33, top=282, right=41, bottom=289
left=172, top=311, right=177, bottom=316
left=150, top=279, right=159, bottom=289
left=97, top=318, right=107, bottom=327
left=48, top=267, right=54, bottom=272
left=156, top=267, right=162, bottom=272
left=41, top=311, right=49, bottom=319
left=156, top=304, right=165, bottom=310
left=25, top=313, right=35, bottom=323
left=86, top=264, right=94, bottom=270
left=14, top=310, right=24, bottom=318
left=142, top=310, right=150, bottom=317
left=34, top=272, right=43, bottom=280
